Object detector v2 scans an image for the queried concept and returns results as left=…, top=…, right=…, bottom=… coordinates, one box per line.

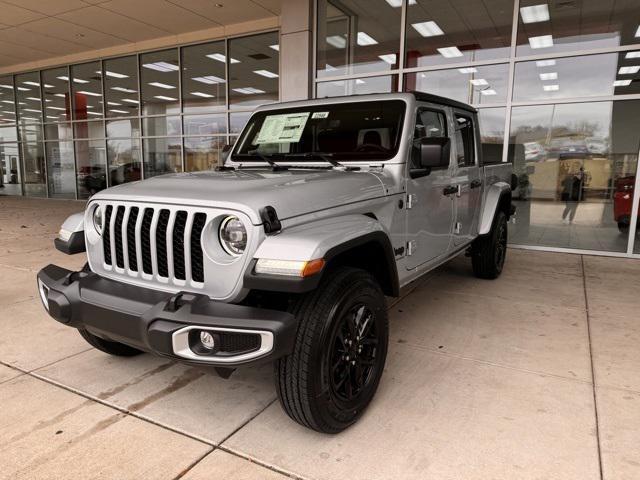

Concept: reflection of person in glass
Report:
left=561, top=167, right=585, bottom=225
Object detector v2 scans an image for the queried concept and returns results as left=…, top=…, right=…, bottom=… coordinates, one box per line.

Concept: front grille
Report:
left=103, top=204, right=206, bottom=286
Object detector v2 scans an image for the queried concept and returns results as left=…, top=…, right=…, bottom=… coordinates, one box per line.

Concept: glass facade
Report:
left=0, top=31, right=279, bottom=198
left=316, top=0, right=640, bottom=257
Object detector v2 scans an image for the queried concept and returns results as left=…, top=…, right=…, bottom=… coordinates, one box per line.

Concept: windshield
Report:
left=232, top=100, right=406, bottom=162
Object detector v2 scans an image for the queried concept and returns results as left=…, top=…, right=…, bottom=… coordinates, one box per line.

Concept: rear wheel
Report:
left=78, top=329, right=143, bottom=357
left=274, top=267, right=388, bottom=433
left=471, top=210, right=508, bottom=279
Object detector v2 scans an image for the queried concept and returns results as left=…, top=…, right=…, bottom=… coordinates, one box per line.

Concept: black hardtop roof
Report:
left=409, top=91, right=477, bottom=113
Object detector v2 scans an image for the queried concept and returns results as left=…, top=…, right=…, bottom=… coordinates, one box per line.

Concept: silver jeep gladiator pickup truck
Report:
left=37, top=92, right=514, bottom=433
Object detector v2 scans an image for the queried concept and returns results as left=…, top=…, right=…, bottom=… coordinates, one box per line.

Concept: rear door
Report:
left=405, top=105, right=456, bottom=269
left=452, top=111, right=482, bottom=246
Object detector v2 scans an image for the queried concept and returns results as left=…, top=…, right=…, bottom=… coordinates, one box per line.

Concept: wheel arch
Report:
left=478, top=182, right=513, bottom=236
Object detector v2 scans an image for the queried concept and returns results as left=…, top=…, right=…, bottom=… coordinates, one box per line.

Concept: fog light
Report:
left=200, top=331, right=215, bottom=350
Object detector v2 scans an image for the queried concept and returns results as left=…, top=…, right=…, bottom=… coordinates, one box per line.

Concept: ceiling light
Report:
left=458, top=67, right=477, bottom=74
left=206, top=53, right=239, bottom=63
left=109, top=109, right=128, bottom=114
left=107, top=101, right=121, bottom=106
left=16, top=87, right=30, bottom=91
left=121, top=98, right=139, bottom=104
left=54, top=93, right=66, bottom=97
left=47, top=106, right=66, bottom=111
left=154, top=95, right=177, bottom=101
left=78, top=90, right=101, bottom=97
left=0, top=84, right=12, bottom=89
left=625, top=51, right=640, bottom=59
left=253, top=69, right=279, bottom=78
left=411, top=21, right=444, bottom=37
left=1, top=100, right=14, bottom=104
left=437, top=46, right=463, bottom=58
left=87, top=111, right=102, bottom=116
left=535, top=59, right=556, bottom=67
left=26, top=97, right=40, bottom=101
left=22, top=108, right=41, bottom=112
left=1, top=110, right=15, bottom=114
left=148, top=81, right=176, bottom=89
left=543, top=84, right=559, bottom=91
left=269, top=44, right=279, bottom=51
left=618, top=66, right=640, bottom=74
left=613, top=79, right=632, bottom=86
left=385, top=0, right=416, bottom=6
left=142, top=61, right=179, bottom=72
left=379, top=54, right=397, bottom=64
left=191, top=91, right=214, bottom=98
left=57, top=75, right=89, bottom=84
left=520, top=4, right=550, bottom=24
left=528, top=35, right=553, bottom=49
left=470, top=78, right=488, bottom=86
left=539, top=72, right=558, bottom=80
left=98, top=70, right=129, bottom=78
left=192, top=75, right=225, bottom=84
left=326, top=35, right=347, bottom=49
left=357, top=32, right=378, bottom=46
left=111, top=86, right=136, bottom=93
left=480, top=89, right=497, bottom=95
left=232, top=87, right=265, bottom=95
left=22, top=81, right=40, bottom=87
left=20, top=117, right=37, bottom=121
left=46, top=115, right=58, bottom=120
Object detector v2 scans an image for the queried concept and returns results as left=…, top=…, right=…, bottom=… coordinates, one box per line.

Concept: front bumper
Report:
left=37, top=264, right=297, bottom=367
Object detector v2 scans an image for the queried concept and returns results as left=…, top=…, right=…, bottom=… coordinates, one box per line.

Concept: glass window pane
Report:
left=405, top=0, right=512, bottom=69
left=0, top=124, right=17, bottom=143
left=74, top=120, right=104, bottom=139
left=230, top=112, right=251, bottom=134
left=75, top=139, right=106, bottom=199
left=316, top=75, right=397, bottom=97
left=317, top=0, right=402, bottom=77
left=516, top=0, right=640, bottom=56
left=15, top=72, right=42, bottom=123
left=478, top=107, right=506, bottom=164
left=71, top=61, right=103, bottom=120
left=182, top=41, right=226, bottom=113
left=103, top=55, right=139, bottom=118
left=143, top=137, right=182, bottom=178
left=229, top=32, right=279, bottom=108
left=183, top=113, right=226, bottom=136
left=21, top=142, right=46, bottom=197
left=42, top=67, right=71, bottom=122
left=108, top=138, right=141, bottom=186
left=405, top=64, right=508, bottom=105
left=46, top=141, right=75, bottom=198
left=509, top=100, right=640, bottom=253
left=0, top=143, right=21, bottom=195
left=0, top=75, right=17, bottom=125
left=106, top=118, right=140, bottom=138
left=19, top=123, right=42, bottom=143
left=143, top=116, right=181, bottom=137
left=140, top=49, right=180, bottom=116
left=184, top=136, right=224, bottom=172
left=45, top=123, right=73, bottom=141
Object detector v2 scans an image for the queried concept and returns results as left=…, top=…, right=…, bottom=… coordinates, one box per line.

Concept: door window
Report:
left=454, top=115, right=475, bottom=167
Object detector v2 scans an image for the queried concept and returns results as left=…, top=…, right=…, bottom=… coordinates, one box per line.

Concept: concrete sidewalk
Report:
left=0, top=196, right=638, bottom=480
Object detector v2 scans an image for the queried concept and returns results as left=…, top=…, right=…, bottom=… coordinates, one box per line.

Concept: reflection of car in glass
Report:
left=524, top=142, right=546, bottom=162
left=586, top=137, right=607, bottom=156
left=79, top=165, right=106, bottom=195
left=110, top=162, right=141, bottom=186
left=548, top=138, right=589, bottom=159
left=614, top=176, right=638, bottom=232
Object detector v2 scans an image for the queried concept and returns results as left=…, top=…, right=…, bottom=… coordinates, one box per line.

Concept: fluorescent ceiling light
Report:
left=16, top=87, right=30, bottom=91
left=326, top=35, right=347, bottom=49
left=87, top=111, right=102, bottom=116
left=269, top=44, right=279, bottom=51
left=411, top=21, right=444, bottom=37
left=458, top=67, right=477, bottom=74
left=142, top=62, right=179, bottom=72
left=121, top=98, right=139, bottom=104
left=470, top=78, right=488, bottom=86
left=22, top=81, right=40, bottom=87
left=437, top=46, right=463, bottom=58
left=20, top=117, right=37, bottom=121
left=0, top=84, right=12, bottom=89
left=111, top=86, right=136, bottom=93
left=528, top=35, right=553, bottom=49
left=618, top=66, right=640, bottom=74
left=1, top=100, right=14, bottom=104
left=148, top=81, right=176, bottom=89
left=78, top=90, right=101, bottom=97
left=54, top=93, right=66, bottom=97
left=543, top=84, right=559, bottom=91
left=385, top=0, right=416, bottom=6
left=357, top=32, right=378, bottom=46
left=253, top=69, right=279, bottom=78
left=232, top=87, right=265, bottom=94
left=106, top=101, right=121, bottom=106
left=625, top=51, right=640, bottom=59
left=613, top=79, right=632, bottom=86
left=191, top=91, right=214, bottom=98
left=535, top=59, right=556, bottom=67
left=46, top=116, right=58, bottom=120
left=57, top=75, right=89, bottom=84
left=99, top=70, right=128, bottom=79
left=154, top=95, right=177, bottom=101
left=23, top=108, right=41, bottom=112
left=109, top=109, right=128, bottom=114
left=1, top=110, right=15, bottom=114
left=26, top=97, right=40, bottom=101
left=192, top=75, right=225, bottom=84
left=378, top=54, right=397, bottom=64
left=480, top=89, right=497, bottom=95
left=520, top=4, right=550, bottom=24
left=47, top=106, right=66, bottom=111
left=206, top=53, right=239, bottom=64
left=539, top=72, right=558, bottom=80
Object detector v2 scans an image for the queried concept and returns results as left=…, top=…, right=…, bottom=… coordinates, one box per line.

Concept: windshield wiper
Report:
left=285, top=152, right=359, bottom=171
left=236, top=150, right=288, bottom=171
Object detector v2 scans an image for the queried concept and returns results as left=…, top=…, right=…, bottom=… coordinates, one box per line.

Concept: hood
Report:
left=92, top=168, right=387, bottom=223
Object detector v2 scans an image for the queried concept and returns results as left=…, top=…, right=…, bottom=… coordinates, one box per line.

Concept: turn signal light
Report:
left=255, top=258, right=325, bottom=277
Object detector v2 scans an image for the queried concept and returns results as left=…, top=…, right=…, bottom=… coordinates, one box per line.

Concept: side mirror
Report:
left=54, top=212, right=85, bottom=255
left=420, top=137, right=451, bottom=169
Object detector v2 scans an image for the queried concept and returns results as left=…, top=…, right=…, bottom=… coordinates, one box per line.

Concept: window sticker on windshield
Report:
left=256, top=112, right=310, bottom=144
left=312, top=111, right=329, bottom=119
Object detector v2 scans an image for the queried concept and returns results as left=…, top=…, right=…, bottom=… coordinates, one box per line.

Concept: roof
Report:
left=409, top=91, right=477, bottom=113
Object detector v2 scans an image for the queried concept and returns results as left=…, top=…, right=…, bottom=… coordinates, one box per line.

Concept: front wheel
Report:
left=274, top=267, right=388, bottom=433
left=471, top=210, right=508, bottom=279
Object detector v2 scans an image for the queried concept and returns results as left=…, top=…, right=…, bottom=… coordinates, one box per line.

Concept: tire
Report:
left=78, top=329, right=143, bottom=357
left=274, top=267, right=389, bottom=433
left=471, top=210, right=508, bottom=279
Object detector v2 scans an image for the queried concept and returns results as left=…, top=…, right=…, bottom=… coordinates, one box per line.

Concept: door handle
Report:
left=443, top=185, right=458, bottom=196
left=470, top=179, right=482, bottom=189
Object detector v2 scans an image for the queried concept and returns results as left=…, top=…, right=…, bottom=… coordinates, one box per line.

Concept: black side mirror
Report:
left=420, top=137, right=451, bottom=169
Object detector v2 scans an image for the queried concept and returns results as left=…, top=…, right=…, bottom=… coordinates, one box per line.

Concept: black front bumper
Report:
left=37, top=264, right=297, bottom=367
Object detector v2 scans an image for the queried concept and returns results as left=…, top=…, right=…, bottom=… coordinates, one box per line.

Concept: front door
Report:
left=405, top=106, right=456, bottom=269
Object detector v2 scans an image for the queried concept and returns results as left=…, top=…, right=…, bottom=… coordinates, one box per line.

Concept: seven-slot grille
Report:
left=102, top=204, right=206, bottom=285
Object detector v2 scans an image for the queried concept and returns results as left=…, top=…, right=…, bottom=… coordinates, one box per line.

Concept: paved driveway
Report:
left=1, top=196, right=639, bottom=480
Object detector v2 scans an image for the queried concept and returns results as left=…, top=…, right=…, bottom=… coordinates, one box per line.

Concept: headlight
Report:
left=219, top=216, right=247, bottom=256
left=93, top=206, right=104, bottom=236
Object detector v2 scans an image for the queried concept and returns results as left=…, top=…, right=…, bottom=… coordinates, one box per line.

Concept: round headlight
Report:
left=93, top=206, right=104, bottom=236
left=219, top=216, right=247, bottom=256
